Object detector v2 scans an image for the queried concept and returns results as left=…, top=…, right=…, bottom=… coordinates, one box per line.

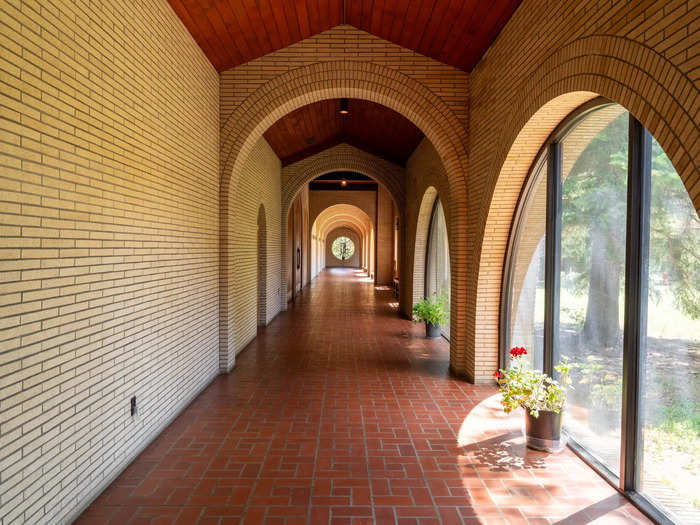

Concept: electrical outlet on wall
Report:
left=130, top=396, right=137, bottom=417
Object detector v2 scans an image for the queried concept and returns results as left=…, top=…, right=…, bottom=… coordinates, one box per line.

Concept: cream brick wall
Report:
left=226, top=137, right=282, bottom=366
left=0, top=0, right=219, bottom=522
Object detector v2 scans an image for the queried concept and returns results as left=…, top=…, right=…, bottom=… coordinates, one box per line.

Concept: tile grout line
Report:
left=305, top=335, right=328, bottom=525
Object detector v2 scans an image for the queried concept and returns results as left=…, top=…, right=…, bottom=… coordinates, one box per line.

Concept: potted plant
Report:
left=494, top=347, right=573, bottom=452
left=412, top=293, right=449, bottom=338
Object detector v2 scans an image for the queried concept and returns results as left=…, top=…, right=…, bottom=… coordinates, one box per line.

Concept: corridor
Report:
left=76, top=270, right=647, bottom=525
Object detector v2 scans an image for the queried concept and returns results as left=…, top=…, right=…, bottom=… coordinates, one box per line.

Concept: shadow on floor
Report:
left=551, top=494, right=626, bottom=524
left=461, top=431, right=549, bottom=472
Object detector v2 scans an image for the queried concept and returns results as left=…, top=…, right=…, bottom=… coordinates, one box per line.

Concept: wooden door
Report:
left=294, top=201, right=302, bottom=295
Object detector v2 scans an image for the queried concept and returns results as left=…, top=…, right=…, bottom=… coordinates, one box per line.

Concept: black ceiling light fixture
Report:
left=339, top=98, right=349, bottom=115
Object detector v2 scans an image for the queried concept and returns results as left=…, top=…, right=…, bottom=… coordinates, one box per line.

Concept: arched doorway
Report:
left=218, top=61, right=468, bottom=376
left=311, top=204, right=374, bottom=278
left=283, top=160, right=404, bottom=295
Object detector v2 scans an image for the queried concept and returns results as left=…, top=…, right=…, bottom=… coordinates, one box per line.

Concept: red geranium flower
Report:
left=493, top=370, right=503, bottom=379
left=509, top=346, right=527, bottom=357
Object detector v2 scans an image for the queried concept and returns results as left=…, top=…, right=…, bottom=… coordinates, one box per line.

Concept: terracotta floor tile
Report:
left=76, top=270, right=651, bottom=524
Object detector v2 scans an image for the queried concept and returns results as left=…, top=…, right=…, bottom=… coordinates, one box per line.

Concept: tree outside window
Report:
left=332, top=236, right=355, bottom=261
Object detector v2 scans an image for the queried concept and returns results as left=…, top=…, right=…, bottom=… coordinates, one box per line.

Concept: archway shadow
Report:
left=551, top=494, right=626, bottom=524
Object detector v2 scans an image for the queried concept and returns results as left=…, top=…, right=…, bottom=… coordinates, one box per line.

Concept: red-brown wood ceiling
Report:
left=168, top=0, right=522, bottom=72
left=263, top=99, right=423, bottom=166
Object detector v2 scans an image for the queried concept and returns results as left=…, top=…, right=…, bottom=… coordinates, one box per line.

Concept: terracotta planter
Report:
left=425, top=322, right=441, bottom=338
left=524, top=409, right=566, bottom=452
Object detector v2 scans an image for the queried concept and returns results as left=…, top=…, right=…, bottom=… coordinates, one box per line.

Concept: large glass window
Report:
left=503, top=99, right=700, bottom=525
left=560, top=106, right=629, bottom=472
left=426, top=199, right=450, bottom=338
left=640, top=137, right=700, bottom=523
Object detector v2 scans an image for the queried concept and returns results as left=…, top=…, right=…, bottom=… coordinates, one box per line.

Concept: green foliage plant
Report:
left=494, top=347, right=573, bottom=418
left=412, top=293, right=449, bottom=326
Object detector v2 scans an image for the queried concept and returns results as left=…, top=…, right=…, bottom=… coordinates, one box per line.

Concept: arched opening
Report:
left=257, top=204, right=267, bottom=327
left=425, top=198, right=451, bottom=339
left=219, top=61, right=468, bottom=375
left=311, top=203, right=374, bottom=279
left=285, top=166, right=403, bottom=294
left=501, top=98, right=700, bottom=522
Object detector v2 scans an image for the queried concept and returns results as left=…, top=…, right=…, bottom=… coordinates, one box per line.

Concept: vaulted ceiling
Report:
left=168, top=0, right=522, bottom=72
left=263, top=99, right=423, bottom=166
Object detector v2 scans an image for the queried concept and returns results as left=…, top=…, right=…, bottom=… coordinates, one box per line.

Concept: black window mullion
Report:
left=543, top=142, right=562, bottom=377
left=620, top=116, right=651, bottom=491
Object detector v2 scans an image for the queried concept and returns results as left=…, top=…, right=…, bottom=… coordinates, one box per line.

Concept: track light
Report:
left=339, top=98, right=349, bottom=115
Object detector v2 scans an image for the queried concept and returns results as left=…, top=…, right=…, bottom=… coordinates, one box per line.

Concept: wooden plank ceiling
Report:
left=263, top=99, right=424, bottom=166
left=168, top=0, right=522, bottom=72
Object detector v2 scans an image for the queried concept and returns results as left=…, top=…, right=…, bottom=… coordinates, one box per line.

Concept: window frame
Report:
left=500, top=97, right=677, bottom=525
left=499, top=151, right=547, bottom=370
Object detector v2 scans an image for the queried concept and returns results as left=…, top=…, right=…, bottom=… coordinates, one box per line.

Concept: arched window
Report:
left=502, top=155, right=546, bottom=370
left=425, top=198, right=450, bottom=338
left=503, top=99, right=699, bottom=524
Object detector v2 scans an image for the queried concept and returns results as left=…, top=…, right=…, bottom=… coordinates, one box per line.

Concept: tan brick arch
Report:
left=313, top=204, right=374, bottom=276
left=281, top=144, right=405, bottom=303
left=322, top=222, right=366, bottom=240
left=220, top=60, right=470, bottom=376
left=314, top=204, right=373, bottom=238
left=281, top=143, right=406, bottom=217
left=469, top=35, right=700, bottom=383
left=410, top=187, right=439, bottom=308
left=220, top=61, right=467, bottom=184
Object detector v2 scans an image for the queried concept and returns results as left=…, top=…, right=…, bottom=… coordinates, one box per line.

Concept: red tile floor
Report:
left=76, top=269, right=650, bottom=524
